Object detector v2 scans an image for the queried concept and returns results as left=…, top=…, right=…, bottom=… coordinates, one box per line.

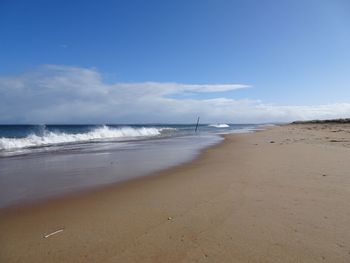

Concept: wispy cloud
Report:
left=0, top=65, right=349, bottom=124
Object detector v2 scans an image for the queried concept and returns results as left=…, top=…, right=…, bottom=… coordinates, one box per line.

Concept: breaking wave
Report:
left=0, top=126, right=170, bottom=151
left=208, top=124, right=230, bottom=128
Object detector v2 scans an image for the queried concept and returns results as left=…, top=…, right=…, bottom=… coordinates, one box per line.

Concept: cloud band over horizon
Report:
left=0, top=65, right=349, bottom=124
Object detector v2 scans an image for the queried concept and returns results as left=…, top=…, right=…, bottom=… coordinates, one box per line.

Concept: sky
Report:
left=0, top=0, right=349, bottom=124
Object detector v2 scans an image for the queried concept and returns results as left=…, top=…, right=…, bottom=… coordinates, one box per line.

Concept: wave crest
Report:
left=208, top=124, right=230, bottom=128
left=0, top=126, right=166, bottom=151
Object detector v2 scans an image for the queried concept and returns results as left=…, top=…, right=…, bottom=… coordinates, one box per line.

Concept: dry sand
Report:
left=1, top=124, right=350, bottom=262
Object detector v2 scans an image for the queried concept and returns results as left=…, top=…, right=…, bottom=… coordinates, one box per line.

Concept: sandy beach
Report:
left=1, top=124, right=350, bottom=262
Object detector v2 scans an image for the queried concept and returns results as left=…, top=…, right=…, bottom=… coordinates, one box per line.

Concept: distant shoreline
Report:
left=291, top=118, right=350, bottom=124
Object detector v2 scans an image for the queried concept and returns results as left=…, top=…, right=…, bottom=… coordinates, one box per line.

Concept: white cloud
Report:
left=0, top=65, right=349, bottom=124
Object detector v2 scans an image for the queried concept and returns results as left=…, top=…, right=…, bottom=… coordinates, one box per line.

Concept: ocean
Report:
left=0, top=124, right=260, bottom=208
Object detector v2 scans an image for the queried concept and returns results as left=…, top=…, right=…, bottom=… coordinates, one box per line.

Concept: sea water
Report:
left=0, top=124, right=260, bottom=208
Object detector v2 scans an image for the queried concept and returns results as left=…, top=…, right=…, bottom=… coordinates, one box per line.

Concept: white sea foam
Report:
left=0, top=126, right=167, bottom=151
left=208, top=124, right=230, bottom=128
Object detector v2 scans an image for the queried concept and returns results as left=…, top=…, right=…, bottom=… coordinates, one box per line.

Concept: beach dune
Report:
left=1, top=124, right=350, bottom=262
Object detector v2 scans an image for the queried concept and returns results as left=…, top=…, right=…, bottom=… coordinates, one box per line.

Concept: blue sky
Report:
left=0, top=0, right=350, bottom=123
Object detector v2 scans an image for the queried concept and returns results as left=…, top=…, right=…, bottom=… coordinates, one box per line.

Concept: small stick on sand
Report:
left=44, top=229, right=64, bottom=238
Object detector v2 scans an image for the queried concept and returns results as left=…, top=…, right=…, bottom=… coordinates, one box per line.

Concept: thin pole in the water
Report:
left=195, top=116, right=200, bottom=132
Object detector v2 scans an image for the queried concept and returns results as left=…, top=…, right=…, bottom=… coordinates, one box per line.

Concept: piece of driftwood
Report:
left=44, top=229, right=64, bottom=238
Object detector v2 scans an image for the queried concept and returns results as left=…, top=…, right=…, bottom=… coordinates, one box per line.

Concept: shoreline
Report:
left=1, top=124, right=350, bottom=262
left=0, top=132, right=227, bottom=213
left=0, top=125, right=264, bottom=212
left=0, top=132, right=224, bottom=209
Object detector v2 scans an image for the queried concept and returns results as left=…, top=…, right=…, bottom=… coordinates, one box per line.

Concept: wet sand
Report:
left=1, top=124, right=350, bottom=262
left=0, top=134, right=221, bottom=208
